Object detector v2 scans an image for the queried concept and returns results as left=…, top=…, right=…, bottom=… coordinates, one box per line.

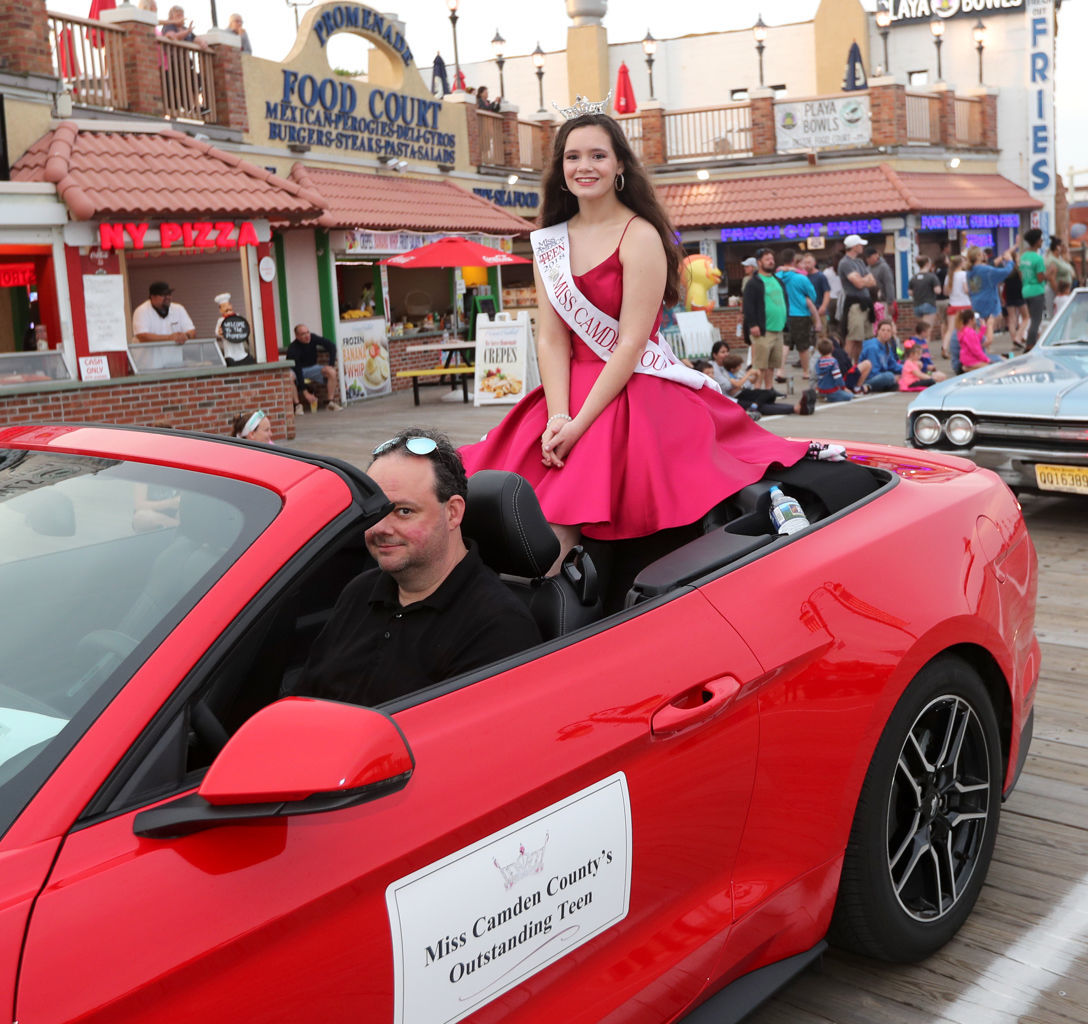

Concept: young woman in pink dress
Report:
left=460, top=112, right=809, bottom=564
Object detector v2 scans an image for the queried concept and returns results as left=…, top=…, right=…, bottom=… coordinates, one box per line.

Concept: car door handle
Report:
left=651, top=676, right=742, bottom=736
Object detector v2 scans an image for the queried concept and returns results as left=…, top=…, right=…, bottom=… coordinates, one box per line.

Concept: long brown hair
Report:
left=539, top=113, right=683, bottom=306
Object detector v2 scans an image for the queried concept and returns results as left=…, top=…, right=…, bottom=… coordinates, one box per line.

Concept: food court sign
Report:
left=264, top=4, right=455, bottom=164
left=775, top=96, right=870, bottom=153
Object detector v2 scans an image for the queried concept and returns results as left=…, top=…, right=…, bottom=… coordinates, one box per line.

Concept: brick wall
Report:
left=640, top=107, right=666, bottom=165
left=870, top=83, right=906, bottom=148
left=118, top=19, right=165, bottom=118
left=0, top=366, right=299, bottom=440
left=209, top=41, right=248, bottom=132
left=0, top=0, right=52, bottom=77
left=750, top=96, right=776, bottom=157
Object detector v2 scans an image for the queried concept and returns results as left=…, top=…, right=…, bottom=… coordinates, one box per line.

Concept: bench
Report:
left=396, top=365, right=475, bottom=405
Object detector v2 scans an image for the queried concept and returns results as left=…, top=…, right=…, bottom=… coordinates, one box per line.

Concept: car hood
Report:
left=915, top=345, right=1088, bottom=417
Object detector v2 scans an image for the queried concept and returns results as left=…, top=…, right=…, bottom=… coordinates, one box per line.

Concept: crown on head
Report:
left=552, top=92, right=613, bottom=120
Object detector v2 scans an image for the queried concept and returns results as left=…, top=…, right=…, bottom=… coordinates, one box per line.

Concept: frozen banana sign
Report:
left=386, top=774, right=632, bottom=1024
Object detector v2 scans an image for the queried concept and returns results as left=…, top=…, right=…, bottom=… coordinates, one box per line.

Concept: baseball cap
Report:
left=149, top=281, right=173, bottom=296
left=741, top=257, right=758, bottom=268
left=843, top=234, right=867, bottom=248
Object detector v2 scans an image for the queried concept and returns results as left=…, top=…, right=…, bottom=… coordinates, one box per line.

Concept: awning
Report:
left=290, top=164, right=532, bottom=236
left=657, top=163, right=1042, bottom=230
left=11, top=122, right=325, bottom=223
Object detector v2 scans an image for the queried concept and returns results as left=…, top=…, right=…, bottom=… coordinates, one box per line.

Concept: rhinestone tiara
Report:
left=552, top=91, right=613, bottom=120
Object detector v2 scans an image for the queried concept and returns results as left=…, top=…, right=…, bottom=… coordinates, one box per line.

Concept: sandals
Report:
left=775, top=374, right=789, bottom=384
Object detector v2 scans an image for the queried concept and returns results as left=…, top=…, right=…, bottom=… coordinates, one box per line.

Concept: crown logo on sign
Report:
left=493, top=834, right=549, bottom=889
left=553, top=92, right=613, bottom=120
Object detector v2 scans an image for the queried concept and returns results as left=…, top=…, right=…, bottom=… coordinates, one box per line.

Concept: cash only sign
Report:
left=264, top=3, right=456, bottom=164
left=386, top=774, right=632, bottom=1024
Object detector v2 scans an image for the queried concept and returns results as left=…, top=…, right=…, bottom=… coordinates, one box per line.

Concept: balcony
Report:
left=48, top=12, right=128, bottom=110
left=159, top=38, right=217, bottom=123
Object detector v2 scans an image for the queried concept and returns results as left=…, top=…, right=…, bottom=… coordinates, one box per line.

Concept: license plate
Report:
left=1035, top=463, right=1088, bottom=495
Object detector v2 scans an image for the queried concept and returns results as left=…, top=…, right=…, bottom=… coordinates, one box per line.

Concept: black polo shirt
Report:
left=296, top=542, right=541, bottom=706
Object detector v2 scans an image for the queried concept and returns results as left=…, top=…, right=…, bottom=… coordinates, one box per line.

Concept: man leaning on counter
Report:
left=132, top=281, right=196, bottom=345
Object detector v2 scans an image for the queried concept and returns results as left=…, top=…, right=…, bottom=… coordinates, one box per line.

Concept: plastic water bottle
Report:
left=768, top=485, right=810, bottom=536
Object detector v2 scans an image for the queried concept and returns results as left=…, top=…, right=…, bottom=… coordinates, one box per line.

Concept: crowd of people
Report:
left=728, top=226, right=1079, bottom=400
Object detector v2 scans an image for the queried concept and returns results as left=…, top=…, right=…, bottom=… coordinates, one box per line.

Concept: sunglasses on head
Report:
left=372, top=436, right=438, bottom=457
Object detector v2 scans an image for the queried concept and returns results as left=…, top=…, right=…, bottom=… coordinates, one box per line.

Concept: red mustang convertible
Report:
left=0, top=424, right=1038, bottom=1024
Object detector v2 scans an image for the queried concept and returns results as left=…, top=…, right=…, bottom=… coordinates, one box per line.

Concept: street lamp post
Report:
left=641, top=29, right=657, bottom=100
left=753, top=15, right=767, bottom=90
left=972, top=18, right=987, bottom=84
left=284, top=0, right=313, bottom=31
left=930, top=16, right=944, bottom=82
left=447, top=0, right=462, bottom=92
left=491, top=29, right=506, bottom=98
left=875, top=5, right=891, bottom=74
left=533, top=43, right=546, bottom=113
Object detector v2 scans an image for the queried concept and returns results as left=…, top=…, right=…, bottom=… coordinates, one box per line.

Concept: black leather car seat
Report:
left=461, top=470, right=603, bottom=640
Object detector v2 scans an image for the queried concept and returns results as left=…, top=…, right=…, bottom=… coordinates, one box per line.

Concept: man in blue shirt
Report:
left=858, top=319, right=902, bottom=391
left=776, top=248, right=822, bottom=381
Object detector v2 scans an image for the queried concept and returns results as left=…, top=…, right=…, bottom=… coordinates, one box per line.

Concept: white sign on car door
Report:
left=386, top=773, right=633, bottom=1024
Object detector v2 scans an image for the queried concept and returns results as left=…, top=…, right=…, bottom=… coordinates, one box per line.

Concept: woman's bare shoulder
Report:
left=619, top=217, right=664, bottom=259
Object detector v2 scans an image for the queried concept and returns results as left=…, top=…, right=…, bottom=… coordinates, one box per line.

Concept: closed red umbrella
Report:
left=87, top=0, right=117, bottom=47
left=380, top=236, right=530, bottom=268
left=613, top=62, right=637, bottom=115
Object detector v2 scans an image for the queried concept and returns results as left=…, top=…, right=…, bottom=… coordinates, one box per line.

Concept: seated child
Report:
left=828, top=332, right=872, bottom=393
left=956, top=309, right=996, bottom=372
left=898, top=339, right=946, bottom=391
left=718, top=352, right=816, bottom=416
left=814, top=337, right=853, bottom=402
left=903, top=320, right=938, bottom=373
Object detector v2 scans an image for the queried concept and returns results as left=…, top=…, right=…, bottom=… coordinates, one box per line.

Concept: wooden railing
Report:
left=47, top=12, right=128, bottom=110
left=517, top=120, right=546, bottom=170
left=158, top=37, right=216, bottom=122
left=477, top=110, right=503, bottom=165
left=616, top=114, right=644, bottom=161
left=663, top=104, right=752, bottom=161
left=954, top=97, right=982, bottom=147
left=905, top=92, right=941, bottom=144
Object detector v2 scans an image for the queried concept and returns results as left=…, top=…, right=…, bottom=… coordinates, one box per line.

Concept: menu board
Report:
left=82, top=275, right=128, bottom=352
left=339, top=317, right=391, bottom=402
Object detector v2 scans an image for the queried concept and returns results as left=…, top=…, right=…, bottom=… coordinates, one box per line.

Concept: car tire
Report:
left=829, top=654, right=1002, bottom=963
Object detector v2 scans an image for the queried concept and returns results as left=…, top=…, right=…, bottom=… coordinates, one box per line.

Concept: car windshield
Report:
left=0, top=449, right=281, bottom=836
left=1041, top=290, right=1088, bottom=346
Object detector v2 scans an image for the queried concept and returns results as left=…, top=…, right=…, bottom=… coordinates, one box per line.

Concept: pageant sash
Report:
left=530, top=222, right=719, bottom=393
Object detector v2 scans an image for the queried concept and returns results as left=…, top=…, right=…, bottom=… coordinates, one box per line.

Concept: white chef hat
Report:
left=214, top=292, right=232, bottom=305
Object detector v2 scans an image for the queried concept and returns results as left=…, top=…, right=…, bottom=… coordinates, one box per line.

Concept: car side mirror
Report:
left=133, top=697, right=414, bottom=839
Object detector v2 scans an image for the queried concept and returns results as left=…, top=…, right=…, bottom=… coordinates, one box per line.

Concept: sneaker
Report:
left=799, top=388, right=817, bottom=415
left=747, top=407, right=762, bottom=421
left=325, top=400, right=342, bottom=412
left=294, top=403, right=304, bottom=414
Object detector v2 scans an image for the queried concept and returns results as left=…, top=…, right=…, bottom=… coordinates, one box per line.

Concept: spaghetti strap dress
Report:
left=459, top=240, right=809, bottom=541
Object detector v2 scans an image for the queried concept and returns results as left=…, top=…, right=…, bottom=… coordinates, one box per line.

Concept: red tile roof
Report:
left=11, top=122, right=325, bottom=222
left=658, top=164, right=1041, bottom=228
left=290, top=164, right=531, bottom=236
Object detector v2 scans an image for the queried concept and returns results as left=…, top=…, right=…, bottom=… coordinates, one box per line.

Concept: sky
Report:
left=45, top=0, right=1088, bottom=179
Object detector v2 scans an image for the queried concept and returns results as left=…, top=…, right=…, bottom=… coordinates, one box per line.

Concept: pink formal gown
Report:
left=460, top=246, right=809, bottom=540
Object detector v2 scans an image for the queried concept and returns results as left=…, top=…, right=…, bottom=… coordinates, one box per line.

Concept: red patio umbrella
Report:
left=380, top=236, right=530, bottom=268
left=613, top=62, right=637, bottom=115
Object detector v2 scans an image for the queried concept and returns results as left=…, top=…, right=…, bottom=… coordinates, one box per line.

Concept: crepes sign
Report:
left=386, top=773, right=632, bottom=1024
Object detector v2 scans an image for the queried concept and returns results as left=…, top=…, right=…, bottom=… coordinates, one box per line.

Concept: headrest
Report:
left=462, top=470, right=559, bottom=579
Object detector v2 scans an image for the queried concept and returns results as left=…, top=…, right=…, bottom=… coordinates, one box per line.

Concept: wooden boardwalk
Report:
left=293, top=380, right=1088, bottom=1024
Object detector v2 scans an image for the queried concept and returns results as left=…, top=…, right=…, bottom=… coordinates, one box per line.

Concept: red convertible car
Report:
left=0, top=424, right=1038, bottom=1024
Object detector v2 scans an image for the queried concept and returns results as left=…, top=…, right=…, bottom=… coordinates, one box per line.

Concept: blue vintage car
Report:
left=907, top=289, right=1088, bottom=495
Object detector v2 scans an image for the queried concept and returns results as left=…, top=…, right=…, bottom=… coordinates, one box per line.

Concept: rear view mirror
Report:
left=134, top=698, right=414, bottom=838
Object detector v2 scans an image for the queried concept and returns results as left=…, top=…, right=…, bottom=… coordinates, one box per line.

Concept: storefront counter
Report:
left=0, top=351, right=72, bottom=388
left=129, top=339, right=226, bottom=373
left=0, top=361, right=298, bottom=439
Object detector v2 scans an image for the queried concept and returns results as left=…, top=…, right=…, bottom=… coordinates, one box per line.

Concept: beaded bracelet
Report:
left=547, top=413, right=572, bottom=424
